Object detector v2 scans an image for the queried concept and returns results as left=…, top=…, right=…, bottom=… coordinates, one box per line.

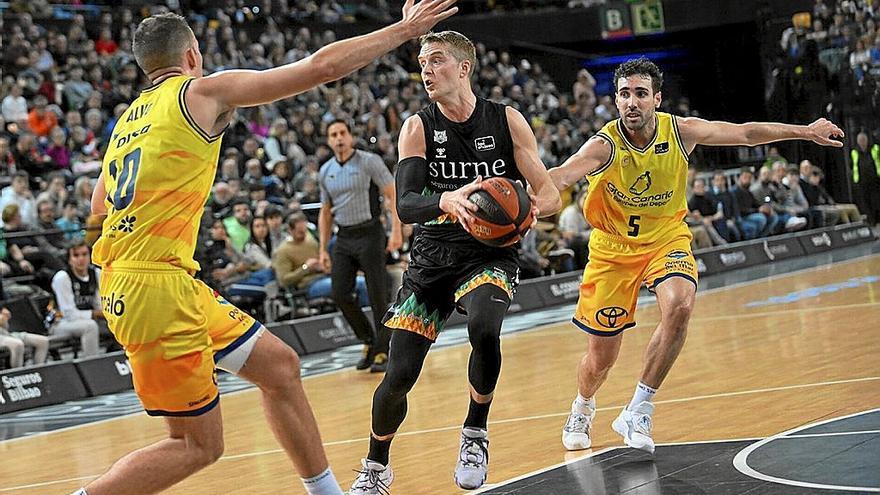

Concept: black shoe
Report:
left=370, top=352, right=388, bottom=373
left=356, top=346, right=372, bottom=370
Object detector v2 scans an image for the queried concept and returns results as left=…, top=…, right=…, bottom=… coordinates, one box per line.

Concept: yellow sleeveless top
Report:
left=583, top=112, right=690, bottom=245
left=92, top=75, right=223, bottom=273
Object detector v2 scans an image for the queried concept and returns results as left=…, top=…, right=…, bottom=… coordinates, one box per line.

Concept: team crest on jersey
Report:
left=654, top=142, right=670, bottom=154
left=475, top=136, right=495, bottom=151
left=629, top=171, right=652, bottom=196
left=434, top=130, right=447, bottom=144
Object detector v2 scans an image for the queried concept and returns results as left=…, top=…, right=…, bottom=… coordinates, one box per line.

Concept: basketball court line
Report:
left=733, top=408, right=880, bottom=493
left=3, top=376, right=878, bottom=493
left=0, top=254, right=880, bottom=448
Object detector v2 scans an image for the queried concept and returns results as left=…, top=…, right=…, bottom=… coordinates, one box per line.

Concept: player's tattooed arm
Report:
left=507, top=107, right=562, bottom=217
left=677, top=117, right=845, bottom=153
left=549, top=135, right=613, bottom=191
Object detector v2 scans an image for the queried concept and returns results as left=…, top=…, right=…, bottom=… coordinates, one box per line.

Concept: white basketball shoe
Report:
left=349, top=458, right=393, bottom=495
left=611, top=401, right=655, bottom=454
left=562, top=398, right=596, bottom=450
left=454, top=427, right=490, bottom=489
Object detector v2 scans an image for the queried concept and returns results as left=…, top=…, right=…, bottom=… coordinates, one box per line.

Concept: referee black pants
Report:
left=331, top=220, right=391, bottom=354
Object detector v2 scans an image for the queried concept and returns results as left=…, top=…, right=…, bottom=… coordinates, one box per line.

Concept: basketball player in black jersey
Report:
left=349, top=31, right=561, bottom=494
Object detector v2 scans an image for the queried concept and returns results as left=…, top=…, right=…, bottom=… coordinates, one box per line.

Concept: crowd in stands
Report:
left=0, top=2, right=871, bottom=370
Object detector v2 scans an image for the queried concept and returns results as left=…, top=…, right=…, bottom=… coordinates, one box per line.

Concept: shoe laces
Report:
left=351, top=465, right=390, bottom=495
left=459, top=434, right=489, bottom=468
left=564, top=412, right=590, bottom=433
left=633, top=412, right=653, bottom=435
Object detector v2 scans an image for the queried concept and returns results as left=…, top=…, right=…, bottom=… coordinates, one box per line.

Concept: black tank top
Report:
left=67, top=266, right=98, bottom=311
left=417, top=97, right=524, bottom=247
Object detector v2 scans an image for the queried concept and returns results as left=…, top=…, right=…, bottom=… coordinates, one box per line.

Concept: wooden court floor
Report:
left=2, top=255, right=879, bottom=494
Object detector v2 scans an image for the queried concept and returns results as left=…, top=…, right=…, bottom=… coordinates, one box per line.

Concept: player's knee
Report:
left=271, top=346, right=303, bottom=389
left=192, top=437, right=224, bottom=467
left=664, top=296, right=694, bottom=329
left=382, top=364, right=418, bottom=397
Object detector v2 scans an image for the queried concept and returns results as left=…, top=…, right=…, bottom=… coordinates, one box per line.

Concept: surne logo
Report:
left=428, top=159, right=507, bottom=179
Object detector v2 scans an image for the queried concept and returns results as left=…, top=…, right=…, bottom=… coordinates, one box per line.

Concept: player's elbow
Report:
left=309, top=51, right=340, bottom=85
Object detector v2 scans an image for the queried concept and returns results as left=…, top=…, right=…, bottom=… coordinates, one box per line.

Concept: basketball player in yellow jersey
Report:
left=75, top=4, right=459, bottom=495
left=549, top=57, right=844, bottom=454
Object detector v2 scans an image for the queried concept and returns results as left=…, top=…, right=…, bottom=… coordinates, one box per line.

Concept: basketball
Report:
left=467, top=177, right=534, bottom=247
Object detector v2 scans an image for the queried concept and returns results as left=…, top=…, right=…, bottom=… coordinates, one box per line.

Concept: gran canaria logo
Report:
left=629, top=171, right=652, bottom=196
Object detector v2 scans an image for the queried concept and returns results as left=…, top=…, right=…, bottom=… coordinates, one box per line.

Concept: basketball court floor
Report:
left=1, top=242, right=879, bottom=494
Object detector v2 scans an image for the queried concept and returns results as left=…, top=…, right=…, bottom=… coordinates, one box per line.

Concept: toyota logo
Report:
left=596, top=306, right=629, bottom=328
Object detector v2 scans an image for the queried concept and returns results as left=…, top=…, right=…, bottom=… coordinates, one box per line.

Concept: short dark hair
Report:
left=287, top=212, right=307, bottom=228
left=67, top=239, right=90, bottom=259
left=614, top=57, right=663, bottom=94
left=264, top=206, right=283, bottom=219
left=133, top=13, right=193, bottom=75
left=327, top=119, right=351, bottom=134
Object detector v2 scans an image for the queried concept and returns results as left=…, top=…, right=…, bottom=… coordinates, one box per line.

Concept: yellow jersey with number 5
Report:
left=583, top=112, right=691, bottom=245
left=92, top=75, right=223, bottom=273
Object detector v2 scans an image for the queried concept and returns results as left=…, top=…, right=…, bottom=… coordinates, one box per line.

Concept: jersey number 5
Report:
left=108, top=148, right=142, bottom=210
left=627, top=215, right=641, bottom=237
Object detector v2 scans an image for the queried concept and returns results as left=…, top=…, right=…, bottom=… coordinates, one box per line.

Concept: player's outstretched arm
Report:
left=190, top=0, right=457, bottom=111
left=507, top=107, right=562, bottom=217
left=548, top=135, right=613, bottom=191
left=677, top=117, right=845, bottom=153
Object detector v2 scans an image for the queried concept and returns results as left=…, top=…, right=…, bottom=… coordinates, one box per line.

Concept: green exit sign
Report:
left=631, top=0, right=665, bottom=35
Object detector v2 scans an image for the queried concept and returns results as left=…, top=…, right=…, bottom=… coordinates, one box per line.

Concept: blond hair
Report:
left=419, top=31, right=476, bottom=76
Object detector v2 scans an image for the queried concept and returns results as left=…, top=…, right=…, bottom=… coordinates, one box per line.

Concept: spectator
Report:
left=751, top=166, right=807, bottom=233
left=1, top=83, right=28, bottom=125
left=557, top=188, right=590, bottom=269
left=62, top=66, right=93, bottom=112
left=783, top=165, right=823, bottom=228
left=270, top=159, right=296, bottom=199
left=0, top=171, right=37, bottom=227
left=518, top=228, right=550, bottom=279
left=94, top=28, right=118, bottom=56
left=223, top=199, right=252, bottom=252
left=36, top=171, right=69, bottom=213
left=688, top=178, right=729, bottom=245
left=709, top=171, right=742, bottom=242
left=12, top=132, right=53, bottom=179
left=227, top=215, right=276, bottom=299
left=45, top=127, right=72, bottom=171
left=49, top=241, right=106, bottom=357
left=0, top=306, right=49, bottom=368
left=208, top=182, right=235, bottom=220
left=265, top=206, right=287, bottom=248
left=34, top=199, right=66, bottom=256
left=72, top=176, right=93, bottom=220
left=273, top=212, right=368, bottom=307
left=56, top=199, right=83, bottom=241
left=809, top=166, right=861, bottom=224
left=730, top=168, right=772, bottom=239
left=26, top=95, right=58, bottom=138
left=850, top=130, right=880, bottom=226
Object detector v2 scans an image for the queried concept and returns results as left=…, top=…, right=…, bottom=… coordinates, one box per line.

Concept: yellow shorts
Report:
left=573, top=229, right=698, bottom=336
left=100, top=261, right=259, bottom=416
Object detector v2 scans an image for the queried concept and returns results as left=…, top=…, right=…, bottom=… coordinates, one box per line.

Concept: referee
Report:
left=318, top=119, right=402, bottom=373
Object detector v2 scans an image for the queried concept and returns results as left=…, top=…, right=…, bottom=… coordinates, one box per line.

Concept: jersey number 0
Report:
left=108, top=147, right=142, bottom=210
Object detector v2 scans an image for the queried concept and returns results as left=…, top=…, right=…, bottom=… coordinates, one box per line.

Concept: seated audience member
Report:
left=784, top=165, right=823, bottom=228
left=730, top=167, right=772, bottom=239
left=228, top=215, right=276, bottom=299
left=557, top=188, right=590, bottom=269
left=0, top=306, right=48, bottom=368
left=0, top=171, right=37, bottom=227
left=709, top=171, right=742, bottom=242
left=273, top=213, right=368, bottom=307
left=808, top=167, right=860, bottom=224
left=222, top=199, right=252, bottom=252
left=2, top=203, right=66, bottom=274
left=687, top=178, right=729, bottom=245
left=49, top=241, right=110, bottom=357
left=56, top=199, right=84, bottom=241
left=750, top=166, right=807, bottom=233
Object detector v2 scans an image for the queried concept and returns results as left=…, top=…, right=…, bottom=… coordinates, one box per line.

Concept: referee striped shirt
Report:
left=319, top=149, right=393, bottom=227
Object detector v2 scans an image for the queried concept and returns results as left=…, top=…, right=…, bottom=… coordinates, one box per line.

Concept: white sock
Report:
left=628, top=382, right=657, bottom=410
left=70, top=490, right=88, bottom=495
left=573, top=393, right=595, bottom=414
left=301, top=467, right=344, bottom=495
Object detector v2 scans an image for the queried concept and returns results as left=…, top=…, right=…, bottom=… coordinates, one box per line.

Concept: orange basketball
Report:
left=467, top=177, right=534, bottom=247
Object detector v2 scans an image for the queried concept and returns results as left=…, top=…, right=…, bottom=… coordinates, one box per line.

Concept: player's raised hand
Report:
left=807, top=118, right=845, bottom=147
left=401, top=0, right=459, bottom=38
left=440, top=176, right=482, bottom=233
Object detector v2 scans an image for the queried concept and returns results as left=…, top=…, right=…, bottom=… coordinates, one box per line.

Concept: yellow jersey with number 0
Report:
left=583, top=112, right=691, bottom=245
left=92, top=75, right=223, bottom=273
